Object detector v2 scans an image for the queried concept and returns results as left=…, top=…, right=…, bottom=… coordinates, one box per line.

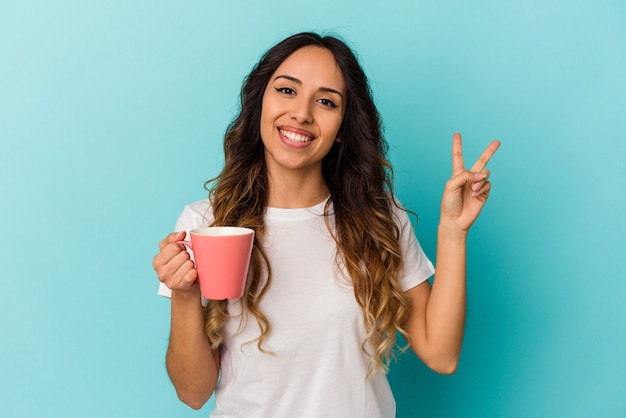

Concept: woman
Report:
left=153, top=32, right=500, bottom=417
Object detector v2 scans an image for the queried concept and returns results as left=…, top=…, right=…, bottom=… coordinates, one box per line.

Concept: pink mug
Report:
left=178, top=227, right=255, bottom=300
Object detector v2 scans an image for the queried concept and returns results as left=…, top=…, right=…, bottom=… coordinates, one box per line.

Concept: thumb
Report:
left=446, top=170, right=480, bottom=190
left=158, top=231, right=186, bottom=251
left=167, top=230, right=187, bottom=244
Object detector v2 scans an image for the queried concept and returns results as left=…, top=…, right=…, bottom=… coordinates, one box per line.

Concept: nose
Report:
left=289, top=97, right=313, bottom=124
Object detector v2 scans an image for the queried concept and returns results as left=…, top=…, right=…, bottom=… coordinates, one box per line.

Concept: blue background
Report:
left=1, top=1, right=624, bottom=417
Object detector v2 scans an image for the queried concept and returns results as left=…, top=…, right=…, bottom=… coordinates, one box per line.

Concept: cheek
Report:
left=259, top=99, right=274, bottom=138
left=260, top=94, right=282, bottom=126
left=325, top=114, right=344, bottom=138
left=259, top=116, right=272, bottom=144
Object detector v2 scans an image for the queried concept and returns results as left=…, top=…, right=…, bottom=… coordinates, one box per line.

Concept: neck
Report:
left=266, top=168, right=329, bottom=209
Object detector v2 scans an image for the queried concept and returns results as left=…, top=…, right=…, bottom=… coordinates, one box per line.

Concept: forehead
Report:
left=272, top=46, right=346, bottom=93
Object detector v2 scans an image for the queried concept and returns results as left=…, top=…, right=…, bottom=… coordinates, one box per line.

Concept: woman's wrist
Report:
left=171, top=286, right=202, bottom=304
left=437, top=218, right=469, bottom=242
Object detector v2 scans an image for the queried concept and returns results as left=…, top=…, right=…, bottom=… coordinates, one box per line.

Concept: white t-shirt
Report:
left=158, top=198, right=435, bottom=418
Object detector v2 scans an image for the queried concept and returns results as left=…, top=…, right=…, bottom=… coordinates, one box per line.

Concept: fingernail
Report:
left=474, top=173, right=487, bottom=179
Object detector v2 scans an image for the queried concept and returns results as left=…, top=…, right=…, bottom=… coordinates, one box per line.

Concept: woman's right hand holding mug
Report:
left=153, top=231, right=199, bottom=294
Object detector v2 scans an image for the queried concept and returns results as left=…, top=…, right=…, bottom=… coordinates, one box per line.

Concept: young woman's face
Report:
left=260, top=46, right=346, bottom=178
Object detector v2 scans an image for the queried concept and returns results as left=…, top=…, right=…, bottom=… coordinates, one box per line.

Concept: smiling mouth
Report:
left=279, top=129, right=313, bottom=143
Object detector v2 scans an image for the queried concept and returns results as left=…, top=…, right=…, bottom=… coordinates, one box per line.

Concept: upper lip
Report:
left=278, top=126, right=315, bottom=139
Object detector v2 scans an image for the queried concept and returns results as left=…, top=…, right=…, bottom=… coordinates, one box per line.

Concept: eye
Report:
left=275, top=87, right=295, bottom=95
left=318, top=98, right=338, bottom=108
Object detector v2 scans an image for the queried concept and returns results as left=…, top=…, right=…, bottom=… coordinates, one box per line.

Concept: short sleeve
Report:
left=157, top=199, right=213, bottom=299
left=393, top=203, right=435, bottom=291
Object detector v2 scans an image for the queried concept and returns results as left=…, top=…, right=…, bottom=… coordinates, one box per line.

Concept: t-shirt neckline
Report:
left=265, top=196, right=331, bottom=220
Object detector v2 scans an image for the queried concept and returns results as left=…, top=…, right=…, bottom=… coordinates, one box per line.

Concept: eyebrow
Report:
left=273, top=75, right=344, bottom=98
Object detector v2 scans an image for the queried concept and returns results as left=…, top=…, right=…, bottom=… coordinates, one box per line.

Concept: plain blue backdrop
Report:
left=1, top=0, right=624, bottom=417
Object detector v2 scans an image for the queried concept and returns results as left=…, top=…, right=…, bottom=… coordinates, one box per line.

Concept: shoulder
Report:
left=182, top=198, right=212, bottom=216
left=390, top=195, right=413, bottom=227
left=175, top=199, right=213, bottom=231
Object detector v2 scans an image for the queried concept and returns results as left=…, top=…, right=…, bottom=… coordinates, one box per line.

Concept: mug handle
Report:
left=177, top=240, right=192, bottom=250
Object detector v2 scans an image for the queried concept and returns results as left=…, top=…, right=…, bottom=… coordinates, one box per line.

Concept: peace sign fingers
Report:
left=442, top=133, right=501, bottom=231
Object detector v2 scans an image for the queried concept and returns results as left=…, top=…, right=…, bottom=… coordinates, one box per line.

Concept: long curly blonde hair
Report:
left=203, top=32, right=411, bottom=374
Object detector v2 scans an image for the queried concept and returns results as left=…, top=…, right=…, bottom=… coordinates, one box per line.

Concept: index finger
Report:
left=452, top=133, right=465, bottom=175
left=470, top=140, right=501, bottom=172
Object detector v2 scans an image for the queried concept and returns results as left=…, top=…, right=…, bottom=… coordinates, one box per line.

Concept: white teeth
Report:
left=280, top=129, right=312, bottom=143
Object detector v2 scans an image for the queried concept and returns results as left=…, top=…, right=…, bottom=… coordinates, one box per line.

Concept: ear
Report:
left=334, top=136, right=342, bottom=143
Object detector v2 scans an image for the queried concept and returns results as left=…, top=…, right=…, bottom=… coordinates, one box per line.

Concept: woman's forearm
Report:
left=166, top=289, right=219, bottom=410
left=424, top=221, right=468, bottom=371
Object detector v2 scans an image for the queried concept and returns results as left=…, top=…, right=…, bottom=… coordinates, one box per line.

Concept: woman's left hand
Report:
left=440, top=133, right=501, bottom=233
